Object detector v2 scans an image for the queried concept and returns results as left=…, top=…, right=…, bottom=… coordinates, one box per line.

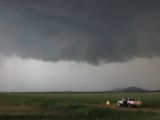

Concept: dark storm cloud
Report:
left=0, top=0, right=160, bottom=64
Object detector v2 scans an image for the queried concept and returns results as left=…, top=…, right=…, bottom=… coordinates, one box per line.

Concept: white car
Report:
left=117, top=98, right=142, bottom=108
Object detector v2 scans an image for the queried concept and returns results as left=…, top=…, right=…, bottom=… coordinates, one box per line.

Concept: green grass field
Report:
left=0, top=92, right=160, bottom=120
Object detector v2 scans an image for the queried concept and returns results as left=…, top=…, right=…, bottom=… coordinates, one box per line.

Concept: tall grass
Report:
left=0, top=92, right=159, bottom=120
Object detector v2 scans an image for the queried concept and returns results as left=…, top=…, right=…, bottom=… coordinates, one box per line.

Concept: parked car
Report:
left=117, top=98, right=142, bottom=108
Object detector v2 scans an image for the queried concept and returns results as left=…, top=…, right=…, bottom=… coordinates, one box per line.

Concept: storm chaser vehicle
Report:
left=117, top=98, right=142, bottom=108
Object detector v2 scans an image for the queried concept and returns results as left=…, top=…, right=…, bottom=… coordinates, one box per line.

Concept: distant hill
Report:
left=121, top=86, right=149, bottom=92
left=109, top=86, right=149, bottom=92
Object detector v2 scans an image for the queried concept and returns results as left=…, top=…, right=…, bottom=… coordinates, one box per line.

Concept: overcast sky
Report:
left=0, top=0, right=160, bottom=91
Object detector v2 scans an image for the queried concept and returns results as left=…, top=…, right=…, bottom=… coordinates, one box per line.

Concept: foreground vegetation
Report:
left=0, top=92, right=160, bottom=120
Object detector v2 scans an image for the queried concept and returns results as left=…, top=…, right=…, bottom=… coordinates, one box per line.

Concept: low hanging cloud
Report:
left=0, top=0, right=160, bottom=64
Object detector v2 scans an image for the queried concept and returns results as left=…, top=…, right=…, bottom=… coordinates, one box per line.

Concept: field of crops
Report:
left=0, top=92, right=160, bottom=120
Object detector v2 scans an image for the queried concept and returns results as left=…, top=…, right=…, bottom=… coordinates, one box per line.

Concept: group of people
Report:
left=122, top=97, right=128, bottom=105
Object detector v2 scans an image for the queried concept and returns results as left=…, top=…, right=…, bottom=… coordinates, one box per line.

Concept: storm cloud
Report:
left=0, top=0, right=160, bottom=64
left=0, top=0, right=160, bottom=91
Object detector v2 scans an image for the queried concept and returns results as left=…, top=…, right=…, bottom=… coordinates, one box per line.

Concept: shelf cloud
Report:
left=0, top=0, right=160, bottom=64
left=0, top=0, right=160, bottom=91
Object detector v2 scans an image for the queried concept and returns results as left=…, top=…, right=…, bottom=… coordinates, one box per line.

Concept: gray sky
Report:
left=0, top=0, right=160, bottom=91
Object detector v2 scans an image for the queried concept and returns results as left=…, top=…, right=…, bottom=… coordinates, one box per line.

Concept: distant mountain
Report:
left=121, top=86, right=149, bottom=92
left=110, top=86, right=149, bottom=92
